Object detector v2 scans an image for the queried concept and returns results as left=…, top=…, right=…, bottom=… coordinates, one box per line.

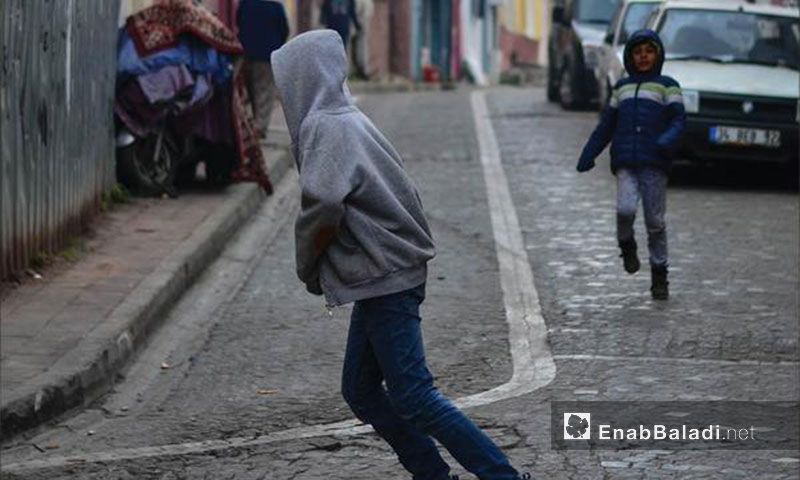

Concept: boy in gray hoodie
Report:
left=271, top=30, right=529, bottom=480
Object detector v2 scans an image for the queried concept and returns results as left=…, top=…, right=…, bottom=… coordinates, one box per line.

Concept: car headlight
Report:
left=683, top=90, right=700, bottom=114
left=583, top=43, right=601, bottom=68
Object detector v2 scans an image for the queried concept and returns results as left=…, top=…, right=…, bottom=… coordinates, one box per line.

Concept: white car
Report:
left=652, top=1, right=799, bottom=167
left=596, top=0, right=662, bottom=109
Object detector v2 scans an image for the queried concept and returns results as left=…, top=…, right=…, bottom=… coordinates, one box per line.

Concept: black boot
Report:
left=651, top=265, right=669, bottom=300
left=619, top=239, right=640, bottom=274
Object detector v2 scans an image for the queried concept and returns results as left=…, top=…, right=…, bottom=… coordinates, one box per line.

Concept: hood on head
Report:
left=270, top=30, right=352, bottom=145
left=624, top=29, right=665, bottom=76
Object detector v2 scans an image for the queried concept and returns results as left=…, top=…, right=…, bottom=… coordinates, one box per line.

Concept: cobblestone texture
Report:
left=2, top=87, right=798, bottom=480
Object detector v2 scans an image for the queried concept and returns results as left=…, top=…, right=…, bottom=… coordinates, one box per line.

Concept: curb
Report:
left=0, top=148, right=294, bottom=442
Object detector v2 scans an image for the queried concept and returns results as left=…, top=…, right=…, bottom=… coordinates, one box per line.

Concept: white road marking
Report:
left=454, top=91, right=556, bottom=409
left=1, top=90, right=554, bottom=473
left=554, top=354, right=800, bottom=367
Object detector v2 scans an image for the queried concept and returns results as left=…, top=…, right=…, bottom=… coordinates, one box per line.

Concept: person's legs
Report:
left=639, top=167, right=669, bottom=268
left=351, top=29, right=368, bottom=79
left=359, top=284, right=522, bottom=480
left=616, top=168, right=641, bottom=273
left=260, top=62, right=277, bottom=141
left=242, top=59, right=259, bottom=135
left=342, top=299, right=451, bottom=480
left=639, top=166, right=669, bottom=299
left=243, top=60, right=274, bottom=140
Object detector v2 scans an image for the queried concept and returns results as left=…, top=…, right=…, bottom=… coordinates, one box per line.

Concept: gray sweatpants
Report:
left=616, top=167, right=669, bottom=268
left=243, top=59, right=277, bottom=141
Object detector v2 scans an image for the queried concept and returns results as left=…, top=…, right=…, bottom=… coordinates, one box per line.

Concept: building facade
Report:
left=118, top=0, right=546, bottom=84
left=498, top=0, right=549, bottom=69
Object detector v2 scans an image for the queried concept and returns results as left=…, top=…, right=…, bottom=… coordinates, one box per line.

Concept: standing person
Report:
left=350, top=0, right=372, bottom=79
left=236, top=0, right=290, bottom=141
left=271, top=30, right=531, bottom=480
left=576, top=29, right=685, bottom=300
left=319, top=0, right=361, bottom=51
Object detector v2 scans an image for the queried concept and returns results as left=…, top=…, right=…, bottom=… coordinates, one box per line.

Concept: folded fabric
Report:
left=135, top=64, right=195, bottom=104
left=117, top=29, right=232, bottom=85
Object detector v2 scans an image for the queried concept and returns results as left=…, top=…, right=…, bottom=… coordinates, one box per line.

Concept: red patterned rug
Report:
left=126, top=2, right=242, bottom=56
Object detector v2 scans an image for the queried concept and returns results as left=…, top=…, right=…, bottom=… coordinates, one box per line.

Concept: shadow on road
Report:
left=670, top=161, right=799, bottom=193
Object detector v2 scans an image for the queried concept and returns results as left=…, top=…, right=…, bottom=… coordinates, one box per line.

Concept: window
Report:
left=574, top=0, right=619, bottom=24
left=659, top=9, right=798, bottom=69
left=619, top=3, right=658, bottom=44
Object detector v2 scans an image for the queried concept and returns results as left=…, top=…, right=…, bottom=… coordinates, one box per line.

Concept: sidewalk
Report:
left=0, top=109, right=294, bottom=442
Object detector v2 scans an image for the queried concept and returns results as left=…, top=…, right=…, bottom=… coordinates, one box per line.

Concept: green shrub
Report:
left=30, top=251, right=50, bottom=269
left=109, top=184, right=130, bottom=204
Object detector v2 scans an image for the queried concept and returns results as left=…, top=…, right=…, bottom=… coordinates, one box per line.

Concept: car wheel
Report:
left=559, top=63, right=580, bottom=110
left=547, top=79, right=560, bottom=102
left=547, top=57, right=559, bottom=102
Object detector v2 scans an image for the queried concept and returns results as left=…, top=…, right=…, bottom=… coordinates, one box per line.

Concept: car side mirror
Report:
left=604, top=32, right=614, bottom=44
left=552, top=6, right=565, bottom=24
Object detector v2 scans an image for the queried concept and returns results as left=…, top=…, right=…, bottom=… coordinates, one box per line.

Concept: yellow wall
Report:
left=515, top=0, right=526, bottom=33
left=504, top=0, right=545, bottom=41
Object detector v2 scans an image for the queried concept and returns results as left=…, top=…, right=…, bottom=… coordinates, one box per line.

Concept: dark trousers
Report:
left=341, top=284, right=521, bottom=480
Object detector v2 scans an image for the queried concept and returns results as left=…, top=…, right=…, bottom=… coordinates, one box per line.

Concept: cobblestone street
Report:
left=2, top=87, right=798, bottom=480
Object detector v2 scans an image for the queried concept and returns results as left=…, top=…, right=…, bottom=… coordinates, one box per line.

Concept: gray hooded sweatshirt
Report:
left=271, top=30, right=435, bottom=306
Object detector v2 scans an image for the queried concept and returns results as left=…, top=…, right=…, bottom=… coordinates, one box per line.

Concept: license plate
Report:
left=709, top=126, right=781, bottom=148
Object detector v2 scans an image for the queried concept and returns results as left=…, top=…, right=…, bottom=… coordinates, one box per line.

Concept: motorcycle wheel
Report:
left=116, top=131, right=178, bottom=197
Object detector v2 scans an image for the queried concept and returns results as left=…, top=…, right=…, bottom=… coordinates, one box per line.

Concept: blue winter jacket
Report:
left=577, top=30, right=685, bottom=173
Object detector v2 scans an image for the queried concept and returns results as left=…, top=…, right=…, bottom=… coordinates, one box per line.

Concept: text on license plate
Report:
left=709, top=126, right=781, bottom=148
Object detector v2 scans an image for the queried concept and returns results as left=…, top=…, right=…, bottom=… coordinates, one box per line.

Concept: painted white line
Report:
left=1, top=90, right=555, bottom=473
left=454, top=91, right=556, bottom=409
left=2, top=420, right=372, bottom=472
left=554, top=354, right=800, bottom=367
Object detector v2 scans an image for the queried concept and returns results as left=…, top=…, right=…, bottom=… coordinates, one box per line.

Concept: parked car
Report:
left=652, top=1, right=799, bottom=168
left=596, top=0, right=662, bottom=109
left=547, top=0, right=620, bottom=109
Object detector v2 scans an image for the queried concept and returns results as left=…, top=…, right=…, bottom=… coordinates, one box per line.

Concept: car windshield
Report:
left=619, top=3, right=658, bottom=44
left=575, top=0, right=618, bottom=23
left=658, top=9, right=799, bottom=70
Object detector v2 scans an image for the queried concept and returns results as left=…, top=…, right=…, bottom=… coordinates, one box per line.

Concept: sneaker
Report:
left=651, top=265, right=669, bottom=300
left=619, top=240, right=640, bottom=274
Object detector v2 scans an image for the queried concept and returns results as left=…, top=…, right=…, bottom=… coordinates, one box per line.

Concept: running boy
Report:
left=271, top=30, right=530, bottom=480
left=576, top=29, right=685, bottom=300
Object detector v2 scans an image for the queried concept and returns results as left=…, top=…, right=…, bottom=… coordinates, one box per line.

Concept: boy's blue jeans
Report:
left=616, top=167, right=668, bottom=267
left=342, top=283, right=521, bottom=480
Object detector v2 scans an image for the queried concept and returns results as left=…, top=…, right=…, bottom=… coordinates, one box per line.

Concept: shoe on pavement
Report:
left=651, top=265, right=669, bottom=300
left=619, top=239, right=640, bottom=274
